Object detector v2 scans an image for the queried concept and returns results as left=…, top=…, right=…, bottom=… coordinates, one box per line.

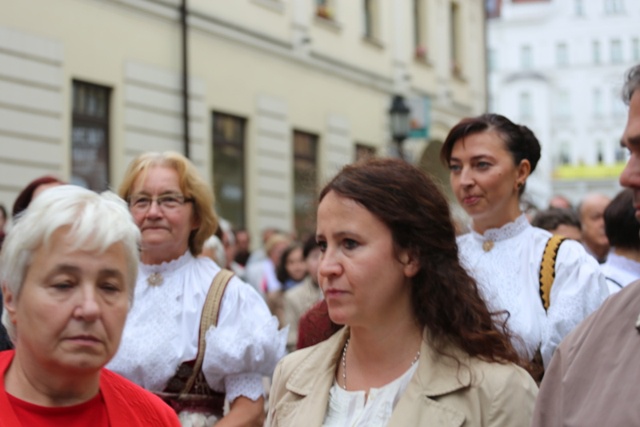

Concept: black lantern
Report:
left=388, top=95, right=411, bottom=159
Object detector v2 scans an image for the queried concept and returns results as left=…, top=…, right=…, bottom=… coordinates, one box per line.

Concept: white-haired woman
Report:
left=107, top=151, right=286, bottom=426
left=0, top=185, right=180, bottom=426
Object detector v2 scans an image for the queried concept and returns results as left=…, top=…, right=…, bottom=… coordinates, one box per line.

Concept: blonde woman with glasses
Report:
left=108, top=151, right=286, bottom=426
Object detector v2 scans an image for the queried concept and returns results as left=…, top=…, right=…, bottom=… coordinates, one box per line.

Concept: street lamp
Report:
left=389, top=95, right=411, bottom=159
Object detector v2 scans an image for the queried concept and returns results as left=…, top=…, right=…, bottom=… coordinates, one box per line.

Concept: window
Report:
left=612, top=88, right=626, bottom=116
left=71, top=81, right=110, bottom=192
left=316, top=0, right=334, bottom=20
left=596, top=141, right=604, bottom=164
left=556, top=90, right=570, bottom=118
left=556, top=43, right=568, bottom=67
left=593, top=88, right=603, bottom=116
left=605, top=0, right=624, bottom=14
left=575, top=0, right=584, bottom=16
left=615, top=140, right=628, bottom=162
left=520, top=45, right=532, bottom=70
left=293, top=131, right=318, bottom=239
left=414, top=0, right=427, bottom=59
left=355, top=144, right=376, bottom=161
left=450, top=2, right=462, bottom=75
left=559, top=142, right=571, bottom=165
left=488, top=48, right=497, bottom=72
left=212, top=112, right=246, bottom=228
left=363, top=0, right=380, bottom=40
left=611, top=39, right=623, bottom=63
left=592, top=40, right=601, bottom=64
left=519, top=92, right=532, bottom=119
left=486, top=0, right=500, bottom=18
left=632, top=38, right=639, bottom=62
left=487, top=95, right=495, bottom=113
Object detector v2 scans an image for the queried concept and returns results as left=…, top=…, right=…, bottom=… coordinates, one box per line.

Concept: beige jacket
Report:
left=266, top=327, right=537, bottom=427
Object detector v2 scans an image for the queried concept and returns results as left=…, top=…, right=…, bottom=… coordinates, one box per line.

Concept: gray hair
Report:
left=1, top=185, right=141, bottom=341
left=622, top=64, right=640, bottom=105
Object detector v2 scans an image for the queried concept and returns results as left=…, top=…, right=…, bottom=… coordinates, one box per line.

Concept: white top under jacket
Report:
left=107, top=251, right=287, bottom=403
left=600, top=252, right=640, bottom=294
left=457, top=214, right=608, bottom=368
left=322, top=362, right=419, bottom=427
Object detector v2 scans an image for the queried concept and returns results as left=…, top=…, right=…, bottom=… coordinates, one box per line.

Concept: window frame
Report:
left=212, top=111, right=247, bottom=229
left=71, top=80, right=111, bottom=192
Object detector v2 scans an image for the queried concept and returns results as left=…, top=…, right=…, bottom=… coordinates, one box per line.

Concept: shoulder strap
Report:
left=539, top=235, right=567, bottom=311
left=179, top=268, right=234, bottom=396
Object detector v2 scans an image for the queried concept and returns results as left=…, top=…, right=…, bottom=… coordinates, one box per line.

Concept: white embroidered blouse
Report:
left=107, top=251, right=287, bottom=403
left=457, top=214, right=609, bottom=367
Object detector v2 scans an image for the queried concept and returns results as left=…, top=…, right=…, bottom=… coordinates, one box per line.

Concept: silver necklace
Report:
left=341, top=338, right=421, bottom=390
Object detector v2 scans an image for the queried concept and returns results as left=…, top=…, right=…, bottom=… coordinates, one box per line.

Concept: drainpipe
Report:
left=181, top=0, right=190, bottom=158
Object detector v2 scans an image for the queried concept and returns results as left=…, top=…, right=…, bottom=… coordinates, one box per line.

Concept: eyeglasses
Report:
left=128, top=193, right=194, bottom=212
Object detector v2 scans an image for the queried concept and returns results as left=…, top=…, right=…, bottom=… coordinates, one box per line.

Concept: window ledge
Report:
left=362, top=35, right=384, bottom=49
left=452, top=71, right=466, bottom=82
left=251, top=0, right=285, bottom=13
left=314, top=15, right=342, bottom=33
left=414, top=56, right=434, bottom=67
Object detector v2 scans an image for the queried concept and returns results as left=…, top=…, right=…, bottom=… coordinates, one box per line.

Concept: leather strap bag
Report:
left=157, top=268, right=235, bottom=416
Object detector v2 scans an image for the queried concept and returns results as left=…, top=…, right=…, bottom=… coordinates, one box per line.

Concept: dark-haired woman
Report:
left=600, top=188, right=640, bottom=294
left=276, top=242, right=307, bottom=291
left=267, top=158, right=537, bottom=426
left=440, top=113, right=608, bottom=373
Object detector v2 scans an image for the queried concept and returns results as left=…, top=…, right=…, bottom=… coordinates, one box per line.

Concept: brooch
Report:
left=147, top=272, right=164, bottom=287
left=482, top=240, right=495, bottom=252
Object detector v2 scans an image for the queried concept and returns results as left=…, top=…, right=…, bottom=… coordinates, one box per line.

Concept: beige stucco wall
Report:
left=0, top=0, right=486, bottom=237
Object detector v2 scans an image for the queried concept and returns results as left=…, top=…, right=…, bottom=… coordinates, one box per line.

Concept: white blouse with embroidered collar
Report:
left=457, top=214, right=608, bottom=367
left=108, top=251, right=287, bottom=403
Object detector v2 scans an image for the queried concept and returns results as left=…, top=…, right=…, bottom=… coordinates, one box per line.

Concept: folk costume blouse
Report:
left=108, top=251, right=287, bottom=403
left=457, top=214, right=608, bottom=367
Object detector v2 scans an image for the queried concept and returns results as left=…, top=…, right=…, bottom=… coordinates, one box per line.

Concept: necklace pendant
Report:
left=482, top=240, right=495, bottom=252
left=147, top=272, right=164, bottom=286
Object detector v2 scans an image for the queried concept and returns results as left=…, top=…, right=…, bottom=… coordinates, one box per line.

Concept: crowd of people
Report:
left=0, top=64, right=638, bottom=426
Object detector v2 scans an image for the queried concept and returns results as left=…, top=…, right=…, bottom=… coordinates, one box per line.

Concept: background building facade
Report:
left=1, top=0, right=487, bottom=239
left=487, top=0, right=639, bottom=208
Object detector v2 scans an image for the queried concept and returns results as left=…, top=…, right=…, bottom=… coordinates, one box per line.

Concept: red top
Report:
left=7, top=391, right=108, bottom=427
left=0, top=350, right=181, bottom=427
left=296, top=299, right=342, bottom=350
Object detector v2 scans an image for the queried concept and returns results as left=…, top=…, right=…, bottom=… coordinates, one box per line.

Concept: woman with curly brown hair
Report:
left=266, top=157, right=537, bottom=427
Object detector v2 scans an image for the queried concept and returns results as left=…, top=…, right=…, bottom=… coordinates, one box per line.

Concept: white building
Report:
left=0, top=0, right=487, bottom=239
left=487, top=0, right=639, bottom=208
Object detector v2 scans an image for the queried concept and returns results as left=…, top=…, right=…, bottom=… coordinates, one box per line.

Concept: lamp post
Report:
left=389, top=95, right=411, bottom=160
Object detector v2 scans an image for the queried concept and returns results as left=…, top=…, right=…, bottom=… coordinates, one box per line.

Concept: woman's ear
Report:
left=2, top=284, right=17, bottom=324
left=191, top=212, right=201, bottom=231
left=516, top=159, right=531, bottom=188
left=399, top=251, right=420, bottom=278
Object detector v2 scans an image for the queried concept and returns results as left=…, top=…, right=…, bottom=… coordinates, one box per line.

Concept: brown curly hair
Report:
left=319, top=157, right=523, bottom=366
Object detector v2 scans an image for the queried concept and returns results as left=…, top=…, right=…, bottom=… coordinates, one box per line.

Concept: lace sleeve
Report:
left=541, top=240, right=608, bottom=367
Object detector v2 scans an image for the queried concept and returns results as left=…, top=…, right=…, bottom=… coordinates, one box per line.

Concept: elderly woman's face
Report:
left=129, top=165, right=196, bottom=264
left=3, top=228, right=130, bottom=374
